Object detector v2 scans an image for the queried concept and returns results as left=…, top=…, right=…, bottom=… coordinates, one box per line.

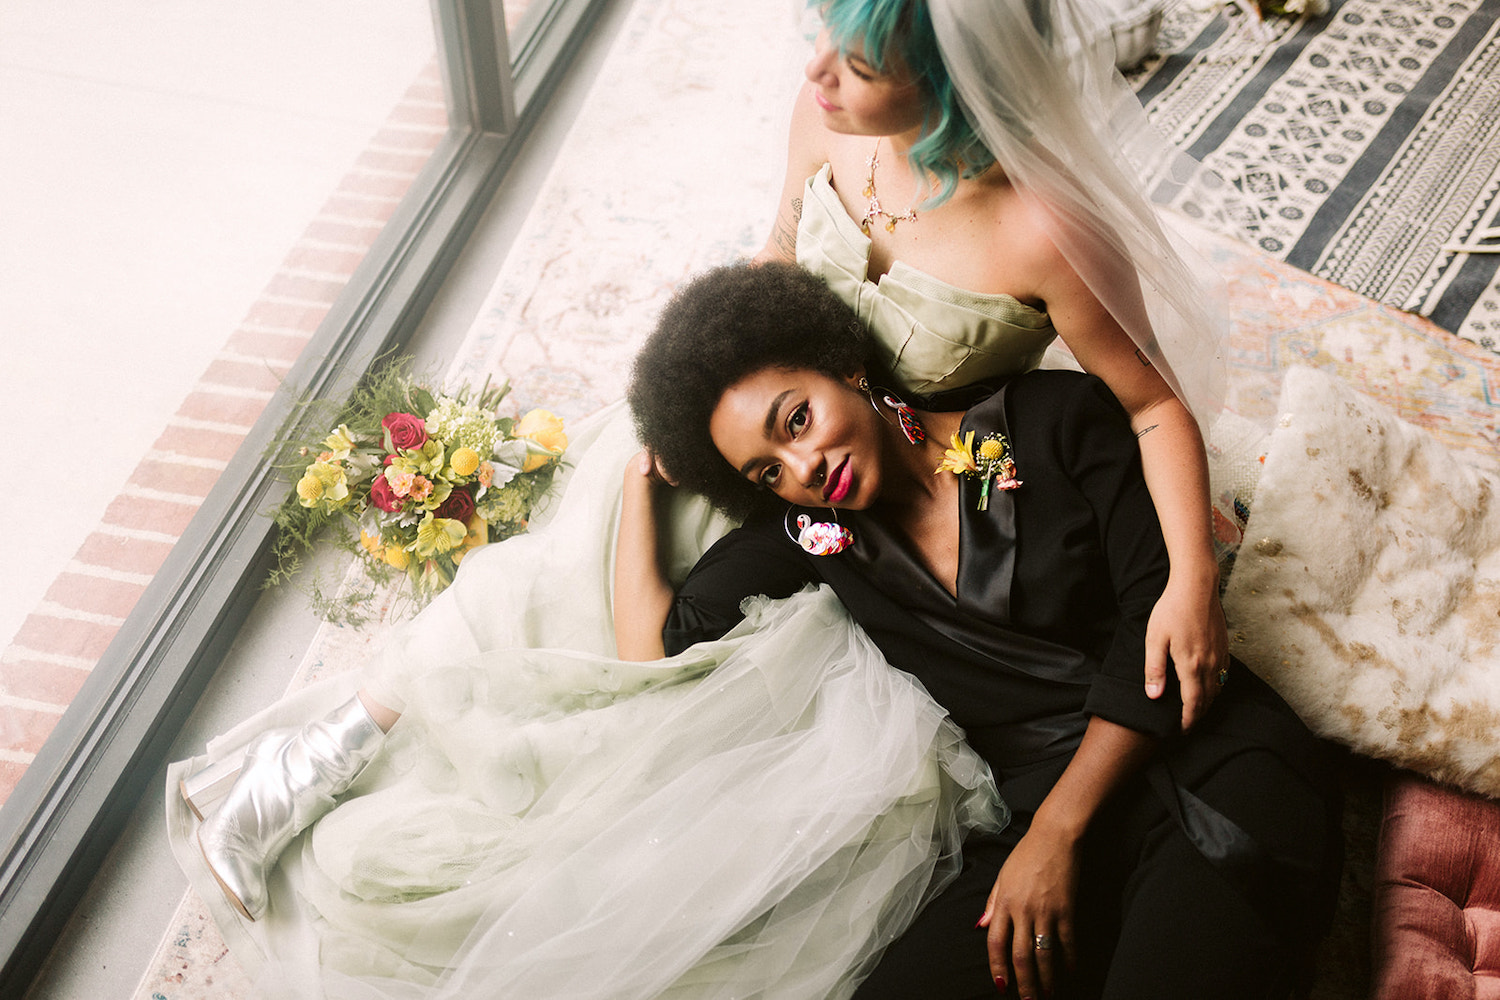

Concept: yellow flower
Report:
left=322, top=424, right=356, bottom=460
left=935, top=431, right=977, bottom=476
left=978, top=438, right=1005, bottom=463
left=296, top=461, right=350, bottom=508
left=359, top=530, right=382, bottom=556
left=360, top=530, right=410, bottom=569
left=453, top=514, right=489, bottom=564
left=450, top=446, right=481, bottom=477
left=410, top=513, right=467, bottom=558
left=514, top=409, right=568, bottom=472
left=297, top=472, right=325, bottom=506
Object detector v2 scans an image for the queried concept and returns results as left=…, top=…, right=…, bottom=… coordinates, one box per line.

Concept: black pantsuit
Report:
left=667, top=371, right=1341, bottom=1000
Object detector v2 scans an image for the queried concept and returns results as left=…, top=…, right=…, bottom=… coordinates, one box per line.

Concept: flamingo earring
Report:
left=858, top=377, right=924, bottom=445
left=786, top=508, right=853, bottom=556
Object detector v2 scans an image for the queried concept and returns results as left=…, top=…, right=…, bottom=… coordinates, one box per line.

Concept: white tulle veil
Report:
left=926, top=0, right=1230, bottom=425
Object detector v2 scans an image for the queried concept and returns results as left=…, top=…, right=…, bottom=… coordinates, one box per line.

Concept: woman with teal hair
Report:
left=760, top=0, right=1233, bottom=733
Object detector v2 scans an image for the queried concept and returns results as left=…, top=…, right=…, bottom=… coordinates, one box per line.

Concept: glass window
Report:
left=0, top=0, right=608, bottom=988
left=0, top=1, right=442, bottom=808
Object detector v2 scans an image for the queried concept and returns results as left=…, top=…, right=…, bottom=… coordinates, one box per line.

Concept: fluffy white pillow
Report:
left=1223, top=366, right=1500, bottom=797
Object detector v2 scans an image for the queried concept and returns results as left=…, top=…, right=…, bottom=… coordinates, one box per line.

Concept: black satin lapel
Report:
left=956, top=386, right=1017, bottom=622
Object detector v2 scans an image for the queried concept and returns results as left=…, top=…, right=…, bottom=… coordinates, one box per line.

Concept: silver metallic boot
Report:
left=195, top=696, right=385, bottom=921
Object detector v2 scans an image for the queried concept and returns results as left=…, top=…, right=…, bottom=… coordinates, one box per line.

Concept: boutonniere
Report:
left=935, top=430, right=1021, bottom=510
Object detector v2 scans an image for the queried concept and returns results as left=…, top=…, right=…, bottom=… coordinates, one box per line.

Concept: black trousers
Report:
left=852, top=750, right=1340, bottom=1000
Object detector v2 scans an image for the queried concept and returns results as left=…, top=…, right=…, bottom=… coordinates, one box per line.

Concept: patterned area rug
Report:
left=1131, top=0, right=1500, bottom=352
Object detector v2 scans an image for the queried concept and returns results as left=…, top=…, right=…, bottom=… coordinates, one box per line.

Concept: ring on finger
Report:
left=1033, top=933, right=1054, bottom=951
left=1217, top=666, right=1229, bottom=687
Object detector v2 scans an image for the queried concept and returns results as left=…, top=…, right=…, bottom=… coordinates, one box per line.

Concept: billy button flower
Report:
left=450, top=446, right=481, bottom=478
left=297, top=460, right=351, bottom=509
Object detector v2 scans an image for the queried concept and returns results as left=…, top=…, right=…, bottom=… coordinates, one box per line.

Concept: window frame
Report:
left=0, top=0, right=610, bottom=988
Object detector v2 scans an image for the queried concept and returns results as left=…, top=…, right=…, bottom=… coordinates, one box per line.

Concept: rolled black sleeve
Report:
left=1054, top=377, right=1180, bottom=738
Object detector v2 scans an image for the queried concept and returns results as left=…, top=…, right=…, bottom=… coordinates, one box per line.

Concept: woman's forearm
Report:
left=612, top=456, right=674, bottom=661
left=1129, top=395, right=1217, bottom=591
left=1029, top=715, right=1158, bottom=843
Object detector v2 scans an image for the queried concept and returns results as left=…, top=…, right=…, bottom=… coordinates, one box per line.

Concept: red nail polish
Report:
left=994, top=975, right=1007, bottom=993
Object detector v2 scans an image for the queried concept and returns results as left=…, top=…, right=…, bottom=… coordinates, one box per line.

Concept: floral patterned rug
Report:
left=132, top=0, right=1499, bottom=996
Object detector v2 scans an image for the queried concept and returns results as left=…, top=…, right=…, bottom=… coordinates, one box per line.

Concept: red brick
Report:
left=0, top=657, right=91, bottom=706
left=177, top=391, right=268, bottom=428
left=75, top=531, right=174, bottom=576
left=404, top=74, right=443, bottom=101
left=386, top=102, right=448, bottom=128
left=354, top=148, right=430, bottom=177
left=130, top=458, right=223, bottom=497
left=152, top=425, right=247, bottom=464
left=43, top=572, right=146, bottom=620
left=301, top=220, right=383, bottom=250
left=202, top=358, right=288, bottom=395
left=103, top=494, right=200, bottom=537
left=283, top=245, right=366, bottom=279
left=338, top=171, right=416, bottom=201
left=0, top=706, right=64, bottom=755
left=227, top=327, right=312, bottom=362
left=13, top=615, right=118, bottom=661
left=265, top=273, right=348, bottom=306
left=370, top=125, right=444, bottom=152
left=321, top=194, right=397, bottom=224
left=245, top=299, right=330, bottom=333
left=0, top=761, right=28, bottom=807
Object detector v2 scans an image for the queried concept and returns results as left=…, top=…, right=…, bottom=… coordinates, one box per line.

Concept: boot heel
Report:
left=180, top=752, right=245, bottom=821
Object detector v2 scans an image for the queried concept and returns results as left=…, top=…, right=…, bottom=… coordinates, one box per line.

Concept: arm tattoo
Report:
left=1135, top=423, right=1159, bottom=439
left=770, top=196, right=803, bottom=260
left=1134, top=347, right=1153, bottom=367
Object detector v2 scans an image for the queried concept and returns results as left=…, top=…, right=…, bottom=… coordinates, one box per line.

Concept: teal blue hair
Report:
left=818, top=0, right=994, bottom=206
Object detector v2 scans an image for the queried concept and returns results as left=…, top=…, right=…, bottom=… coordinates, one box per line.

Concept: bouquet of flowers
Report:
left=268, top=359, right=568, bottom=623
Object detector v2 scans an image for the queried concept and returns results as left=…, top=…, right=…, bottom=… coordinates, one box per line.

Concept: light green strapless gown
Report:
left=797, top=164, right=1059, bottom=396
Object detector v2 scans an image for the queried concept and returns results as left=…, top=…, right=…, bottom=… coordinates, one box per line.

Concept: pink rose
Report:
left=370, top=474, right=403, bottom=513
left=436, top=487, right=475, bottom=524
left=382, top=412, right=427, bottom=451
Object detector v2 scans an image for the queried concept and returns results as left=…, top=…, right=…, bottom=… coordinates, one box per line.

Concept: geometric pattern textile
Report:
left=1132, top=0, right=1500, bottom=354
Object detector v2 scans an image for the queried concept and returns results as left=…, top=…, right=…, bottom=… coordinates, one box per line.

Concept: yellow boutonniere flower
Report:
left=935, top=430, right=977, bottom=476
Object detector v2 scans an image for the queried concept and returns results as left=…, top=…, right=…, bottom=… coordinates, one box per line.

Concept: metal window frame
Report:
left=0, top=0, right=609, bottom=989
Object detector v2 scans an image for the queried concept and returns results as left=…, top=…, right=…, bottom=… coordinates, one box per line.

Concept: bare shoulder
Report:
left=786, top=82, right=833, bottom=180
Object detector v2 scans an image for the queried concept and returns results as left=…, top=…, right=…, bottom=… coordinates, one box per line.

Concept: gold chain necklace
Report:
left=860, top=140, right=919, bottom=235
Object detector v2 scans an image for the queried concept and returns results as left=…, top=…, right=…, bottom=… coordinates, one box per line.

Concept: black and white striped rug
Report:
left=1130, top=0, right=1500, bottom=354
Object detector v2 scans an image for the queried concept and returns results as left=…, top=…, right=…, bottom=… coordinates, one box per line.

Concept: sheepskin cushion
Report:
left=1222, top=366, right=1500, bottom=796
left=1373, top=771, right=1500, bottom=999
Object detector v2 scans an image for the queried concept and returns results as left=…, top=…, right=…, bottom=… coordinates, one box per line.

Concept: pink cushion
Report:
left=1374, top=772, right=1500, bottom=1000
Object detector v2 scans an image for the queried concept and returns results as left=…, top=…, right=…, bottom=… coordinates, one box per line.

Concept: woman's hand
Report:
left=613, top=449, right=679, bottom=661
left=1143, top=571, right=1228, bottom=730
left=978, top=826, right=1081, bottom=998
left=628, top=448, right=677, bottom=489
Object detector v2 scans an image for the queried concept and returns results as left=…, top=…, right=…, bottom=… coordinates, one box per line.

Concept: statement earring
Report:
left=786, top=508, right=853, bottom=556
left=864, top=385, right=925, bottom=445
